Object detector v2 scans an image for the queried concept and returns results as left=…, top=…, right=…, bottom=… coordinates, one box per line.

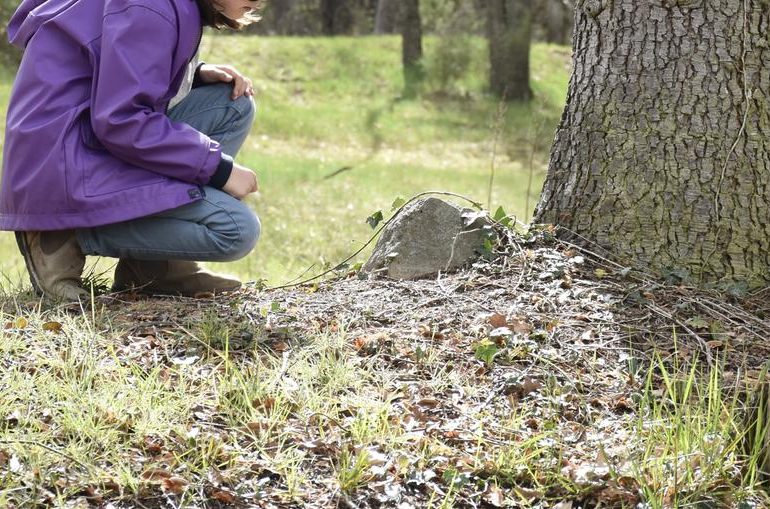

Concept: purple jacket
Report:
left=0, top=0, right=231, bottom=230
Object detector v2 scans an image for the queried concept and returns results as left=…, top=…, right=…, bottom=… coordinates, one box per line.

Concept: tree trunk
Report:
left=540, top=0, right=572, bottom=45
left=374, top=0, right=398, bottom=33
left=401, top=0, right=424, bottom=96
left=321, top=0, right=352, bottom=34
left=487, top=0, right=534, bottom=101
left=534, top=0, right=770, bottom=287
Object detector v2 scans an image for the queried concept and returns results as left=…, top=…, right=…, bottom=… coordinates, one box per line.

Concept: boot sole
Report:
left=112, top=284, right=241, bottom=297
left=15, top=232, right=43, bottom=297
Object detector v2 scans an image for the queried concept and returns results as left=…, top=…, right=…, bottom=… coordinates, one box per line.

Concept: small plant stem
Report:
left=487, top=98, right=507, bottom=209
left=525, top=112, right=545, bottom=224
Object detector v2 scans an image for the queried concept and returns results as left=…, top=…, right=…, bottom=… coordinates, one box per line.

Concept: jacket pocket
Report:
left=76, top=120, right=166, bottom=197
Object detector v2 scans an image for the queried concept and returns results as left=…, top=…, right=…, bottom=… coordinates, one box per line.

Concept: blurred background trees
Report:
left=488, top=0, right=533, bottom=100
left=251, top=0, right=572, bottom=41
left=0, top=0, right=20, bottom=67
left=0, top=0, right=573, bottom=99
left=247, top=0, right=574, bottom=101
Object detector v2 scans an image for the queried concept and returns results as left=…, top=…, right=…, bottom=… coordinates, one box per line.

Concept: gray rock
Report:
left=363, top=197, right=493, bottom=279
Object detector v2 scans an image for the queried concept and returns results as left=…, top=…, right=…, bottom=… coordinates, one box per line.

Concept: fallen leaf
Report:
left=482, top=484, right=505, bottom=507
left=414, top=398, right=440, bottom=409
left=162, top=476, right=189, bottom=495
left=596, top=484, right=638, bottom=505
left=514, top=485, right=543, bottom=502
left=488, top=313, right=507, bottom=329
left=352, top=336, right=368, bottom=351
left=301, top=439, right=339, bottom=454
left=511, top=318, right=533, bottom=334
left=142, top=436, right=164, bottom=455
left=503, top=377, right=541, bottom=398
left=41, top=321, right=63, bottom=333
left=83, top=485, right=103, bottom=502
left=271, top=341, right=289, bottom=352
left=252, top=397, right=276, bottom=412
left=141, top=468, right=172, bottom=481
left=613, top=397, right=634, bottom=413
left=243, top=421, right=269, bottom=433
left=14, top=317, right=28, bottom=329
left=211, top=489, right=237, bottom=504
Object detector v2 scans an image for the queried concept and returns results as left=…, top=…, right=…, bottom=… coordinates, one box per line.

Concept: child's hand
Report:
left=222, top=163, right=258, bottom=199
left=198, top=64, right=254, bottom=100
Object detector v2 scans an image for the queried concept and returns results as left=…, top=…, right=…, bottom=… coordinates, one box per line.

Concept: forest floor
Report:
left=2, top=225, right=770, bottom=508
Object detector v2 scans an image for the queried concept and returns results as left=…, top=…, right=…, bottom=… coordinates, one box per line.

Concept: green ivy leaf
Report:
left=366, top=210, right=384, bottom=229
left=492, top=205, right=513, bottom=227
left=685, top=316, right=708, bottom=329
left=473, top=339, right=499, bottom=366
left=391, top=197, right=406, bottom=211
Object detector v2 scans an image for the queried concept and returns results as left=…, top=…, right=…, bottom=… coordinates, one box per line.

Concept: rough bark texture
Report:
left=534, top=0, right=770, bottom=287
left=401, top=0, right=424, bottom=94
left=487, top=0, right=534, bottom=100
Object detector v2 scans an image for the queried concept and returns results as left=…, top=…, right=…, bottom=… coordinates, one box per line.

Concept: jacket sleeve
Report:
left=90, top=3, right=230, bottom=186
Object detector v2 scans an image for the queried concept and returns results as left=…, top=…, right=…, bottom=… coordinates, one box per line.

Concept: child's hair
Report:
left=196, top=0, right=265, bottom=30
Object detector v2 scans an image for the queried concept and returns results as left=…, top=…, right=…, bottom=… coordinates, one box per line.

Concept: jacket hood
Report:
left=8, top=0, right=79, bottom=48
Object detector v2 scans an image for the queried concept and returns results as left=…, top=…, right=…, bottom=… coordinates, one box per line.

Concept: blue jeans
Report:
left=76, top=84, right=260, bottom=262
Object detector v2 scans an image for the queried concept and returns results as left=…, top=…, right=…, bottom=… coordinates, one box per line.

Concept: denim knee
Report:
left=217, top=201, right=260, bottom=262
left=232, top=94, right=256, bottom=131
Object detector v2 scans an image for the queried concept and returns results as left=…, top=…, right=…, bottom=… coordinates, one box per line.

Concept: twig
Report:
left=323, top=166, right=353, bottom=179
left=644, top=302, right=714, bottom=366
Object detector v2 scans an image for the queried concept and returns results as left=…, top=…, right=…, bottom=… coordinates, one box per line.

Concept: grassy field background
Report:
left=0, top=33, right=570, bottom=289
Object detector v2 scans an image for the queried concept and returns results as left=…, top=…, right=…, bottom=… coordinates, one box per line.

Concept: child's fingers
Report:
left=231, top=77, right=252, bottom=100
left=217, top=70, right=234, bottom=82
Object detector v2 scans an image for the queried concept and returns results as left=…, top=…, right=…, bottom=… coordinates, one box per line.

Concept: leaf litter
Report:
left=1, top=227, right=770, bottom=507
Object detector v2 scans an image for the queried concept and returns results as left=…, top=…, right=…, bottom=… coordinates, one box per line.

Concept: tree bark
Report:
left=402, top=0, right=424, bottom=95
left=534, top=0, right=770, bottom=287
left=487, top=0, right=534, bottom=101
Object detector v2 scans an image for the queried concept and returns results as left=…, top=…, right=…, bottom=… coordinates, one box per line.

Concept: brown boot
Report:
left=15, top=231, right=89, bottom=302
left=112, top=259, right=241, bottom=297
